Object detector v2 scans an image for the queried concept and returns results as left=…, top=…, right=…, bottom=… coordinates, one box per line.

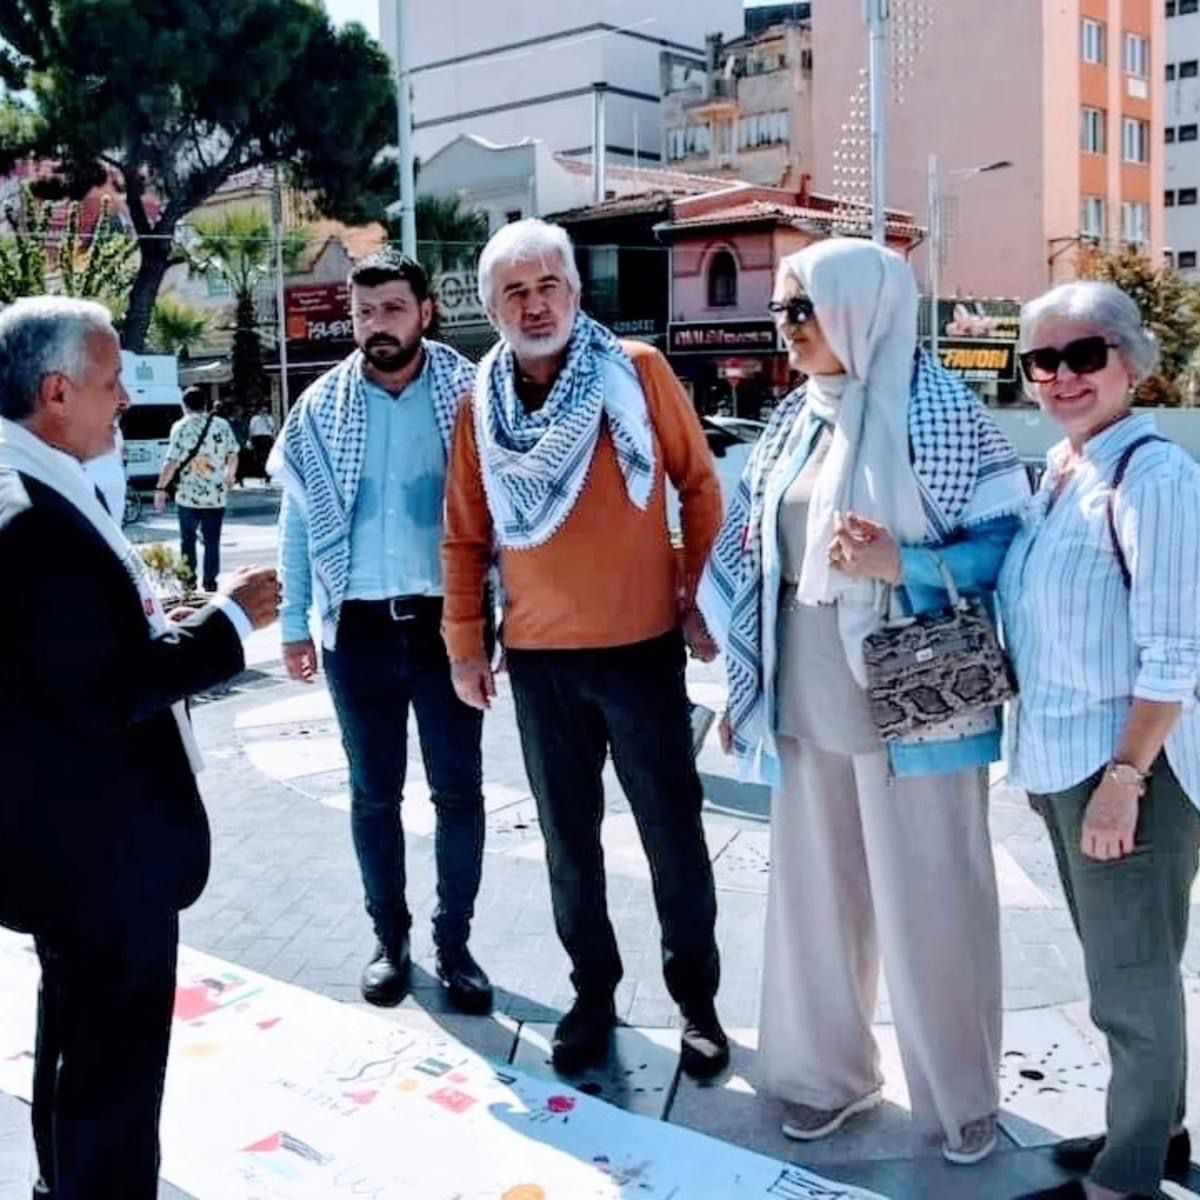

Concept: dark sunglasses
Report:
left=768, top=296, right=816, bottom=326
left=1018, top=335, right=1119, bottom=383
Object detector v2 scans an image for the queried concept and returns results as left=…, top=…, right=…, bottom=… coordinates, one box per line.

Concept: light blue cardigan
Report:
left=754, top=409, right=1020, bottom=782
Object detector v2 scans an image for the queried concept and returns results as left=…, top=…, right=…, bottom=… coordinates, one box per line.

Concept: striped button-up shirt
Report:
left=997, top=413, right=1200, bottom=804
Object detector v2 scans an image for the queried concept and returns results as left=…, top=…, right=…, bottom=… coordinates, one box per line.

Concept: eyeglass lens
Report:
left=1020, top=336, right=1111, bottom=382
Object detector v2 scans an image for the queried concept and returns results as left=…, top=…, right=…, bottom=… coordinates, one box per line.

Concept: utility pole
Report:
left=866, top=0, right=889, bottom=244
left=271, top=166, right=290, bottom=414
left=927, top=154, right=940, bottom=358
left=393, top=0, right=417, bottom=257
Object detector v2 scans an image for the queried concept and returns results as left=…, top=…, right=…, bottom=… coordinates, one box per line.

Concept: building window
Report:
left=1180, top=250, right=1198, bottom=268
left=505, top=210, right=522, bottom=223
left=1167, top=126, right=1177, bottom=142
left=1121, top=201, right=1149, bottom=245
left=1182, top=59, right=1199, bottom=76
left=1082, top=106, right=1106, bottom=154
left=1081, top=195, right=1107, bottom=238
left=1124, top=33, right=1149, bottom=77
left=1182, top=123, right=1199, bottom=140
left=738, top=110, right=789, bottom=150
left=1167, top=62, right=1177, bottom=79
left=1167, top=0, right=1176, bottom=14
left=1123, top=117, right=1150, bottom=162
left=1181, top=187, right=1198, bottom=204
left=667, top=122, right=712, bottom=161
left=707, top=249, right=738, bottom=308
left=1082, top=19, right=1106, bottom=63
left=1166, top=189, right=1177, bottom=205
left=1183, top=0, right=1198, bottom=13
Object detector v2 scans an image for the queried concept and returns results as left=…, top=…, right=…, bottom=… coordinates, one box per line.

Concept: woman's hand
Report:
left=718, top=712, right=734, bottom=755
left=1081, top=775, right=1140, bottom=860
left=828, top=511, right=902, bottom=584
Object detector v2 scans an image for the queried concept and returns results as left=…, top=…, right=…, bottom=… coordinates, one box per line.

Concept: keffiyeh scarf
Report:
left=474, top=312, right=655, bottom=549
left=0, top=416, right=204, bottom=771
left=697, top=349, right=1029, bottom=771
left=268, top=341, right=473, bottom=646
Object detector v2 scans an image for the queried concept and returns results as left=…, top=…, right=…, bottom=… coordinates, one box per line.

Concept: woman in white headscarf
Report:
left=698, top=238, right=1031, bottom=1163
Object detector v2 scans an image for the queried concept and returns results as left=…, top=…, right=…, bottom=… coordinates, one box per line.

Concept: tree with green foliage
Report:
left=185, top=206, right=307, bottom=407
left=0, top=184, right=136, bottom=309
left=149, top=296, right=211, bottom=359
left=412, top=195, right=490, bottom=276
left=0, top=0, right=397, bottom=350
left=1078, top=244, right=1200, bottom=405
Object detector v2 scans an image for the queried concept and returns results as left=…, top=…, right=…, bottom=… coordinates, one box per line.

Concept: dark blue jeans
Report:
left=323, top=599, right=485, bottom=952
left=176, top=504, right=225, bottom=591
left=506, top=631, right=720, bottom=1010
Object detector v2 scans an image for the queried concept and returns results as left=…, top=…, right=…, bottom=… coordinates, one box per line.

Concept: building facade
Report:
left=382, top=0, right=742, bottom=168
left=812, top=0, right=1165, bottom=300
left=660, top=20, right=814, bottom=188
left=1165, top=0, right=1200, bottom=275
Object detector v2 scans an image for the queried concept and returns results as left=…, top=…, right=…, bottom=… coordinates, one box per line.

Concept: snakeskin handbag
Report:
left=861, top=557, right=1017, bottom=742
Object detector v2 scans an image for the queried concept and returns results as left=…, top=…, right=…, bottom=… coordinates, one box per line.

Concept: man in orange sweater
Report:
left=442, top=219, right=728, bottom=1078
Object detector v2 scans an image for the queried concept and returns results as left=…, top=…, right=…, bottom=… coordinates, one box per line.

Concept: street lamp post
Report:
left=392, top=0, right=417, bottom=258
left=866, top=0, right=890, bottom=244
left=926, top=157, right=1012, bottom=358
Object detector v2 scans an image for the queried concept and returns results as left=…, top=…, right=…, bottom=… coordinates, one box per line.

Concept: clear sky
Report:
left=323, top=0, right=782, bottom=43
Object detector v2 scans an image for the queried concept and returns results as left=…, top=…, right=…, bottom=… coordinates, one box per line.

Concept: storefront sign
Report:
left=285, top=284, right=352, bottom=342
left=668, top=320, right=780, bottom=355
left=612, top=317, right=661, bottom=337
left=433, top=270, right=487, bottom=328
left=937, top=339, right=1017, bottom=383
left=936, top=299, right=1020, bottom=342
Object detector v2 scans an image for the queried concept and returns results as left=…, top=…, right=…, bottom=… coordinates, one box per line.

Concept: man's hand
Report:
left=167, top=605, right=202, bottom=625
left=153, top=487, right=168, bottom=513
left=682, top=607, right=719, bottom=662
left=451, top=656, right=496, bottom=711
left=220, top=565, right=279, bottom=631
left=718, top=712, right=734, bottom=754
left=1081, top=776, right=1140, bottom=860
left=284, top=639, right=319, bottom=683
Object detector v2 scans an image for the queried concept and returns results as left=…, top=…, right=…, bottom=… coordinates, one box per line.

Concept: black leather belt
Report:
left=342, top=596, right=443, bottom=622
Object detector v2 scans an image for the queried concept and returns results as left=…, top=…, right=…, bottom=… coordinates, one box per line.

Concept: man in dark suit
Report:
left=0, top=297, right=279, bottom=1200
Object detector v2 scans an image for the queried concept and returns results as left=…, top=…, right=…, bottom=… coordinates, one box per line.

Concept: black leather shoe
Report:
left=551, top=994, right=617, bottom=1074
left=679, top=1001, right=730, bottom=1079
left=1053, top=1127, right=1190, bottom=1180
left=436, top=946, right=493, bottom=1014
left=360, top=935, right=411, bottom=1007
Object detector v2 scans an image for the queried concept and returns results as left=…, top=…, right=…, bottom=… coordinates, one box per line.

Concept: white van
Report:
left=120, top=352, right=182, bottom=485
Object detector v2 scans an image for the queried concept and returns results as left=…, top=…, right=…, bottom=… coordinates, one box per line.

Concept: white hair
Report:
left=476, top=218, right=581, bottom=310
left=1020, top=281, right=1159, bottom=383
left=0, top=296, right=116, bottom=420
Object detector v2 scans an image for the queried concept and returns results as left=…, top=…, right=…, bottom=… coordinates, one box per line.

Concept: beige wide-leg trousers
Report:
left=759, top=735, right=1002, bottom=1139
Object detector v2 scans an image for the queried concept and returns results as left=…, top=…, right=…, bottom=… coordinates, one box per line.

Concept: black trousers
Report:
left=32, top=910, right=179, bottom=1200
left=506, top=631, right=720, bottom=1009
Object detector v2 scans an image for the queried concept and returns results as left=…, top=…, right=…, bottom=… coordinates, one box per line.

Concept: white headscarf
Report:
left=784, top=238, right=928, bottom=680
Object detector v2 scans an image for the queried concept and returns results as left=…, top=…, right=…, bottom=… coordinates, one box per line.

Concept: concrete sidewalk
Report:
left=3, top=658, right=1199, bottom=1199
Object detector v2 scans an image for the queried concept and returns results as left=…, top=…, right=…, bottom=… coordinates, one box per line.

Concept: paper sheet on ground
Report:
left=0, top=929, right=885, bottom=1199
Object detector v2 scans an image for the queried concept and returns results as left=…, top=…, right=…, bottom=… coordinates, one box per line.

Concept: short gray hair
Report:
left=477, top=218, right=581, bottom=309
left=0, top=296, right=117, bottom=421
left=1020, top=281, right=1159, bottom=383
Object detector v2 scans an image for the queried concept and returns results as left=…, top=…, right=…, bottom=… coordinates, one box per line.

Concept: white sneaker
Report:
left=780, top=1090, right=883, bottom=1141
left=941, top=1115, right=998, bottom=1165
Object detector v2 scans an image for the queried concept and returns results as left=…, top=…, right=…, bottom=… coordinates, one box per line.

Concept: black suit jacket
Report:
left=0, top=468, right=245, bottom=936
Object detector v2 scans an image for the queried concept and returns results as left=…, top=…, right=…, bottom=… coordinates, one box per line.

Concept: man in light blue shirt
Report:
left=274, top=250, right=491, bottom=1014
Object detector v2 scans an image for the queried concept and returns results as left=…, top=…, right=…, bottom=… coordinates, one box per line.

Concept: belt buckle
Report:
left=387, top=597, right=416, bottom=622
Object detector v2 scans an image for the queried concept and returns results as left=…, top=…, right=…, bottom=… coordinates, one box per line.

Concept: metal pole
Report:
left=393, top=0, right=417, bottom=257
left=271, top=167, right=290, bottom=414
left=927, top=153, right=939, bottom=359
left=866, top=0, right=889, bottom=243
left=593, top=83, right=608, bottom=202
left=633, top=110, right=640, bottom=170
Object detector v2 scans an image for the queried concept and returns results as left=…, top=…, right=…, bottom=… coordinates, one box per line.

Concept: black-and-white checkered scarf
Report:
left=474, top=312, right=655, bottom=549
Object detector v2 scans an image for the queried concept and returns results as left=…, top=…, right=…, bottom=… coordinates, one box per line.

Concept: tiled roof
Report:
left=553, top=156, right=732, bottom=195
left=657, top=200, right=923, bottom=239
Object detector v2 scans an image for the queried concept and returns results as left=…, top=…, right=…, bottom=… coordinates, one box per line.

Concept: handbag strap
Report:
left=879, top=549, right=965, bottom=626
left=174, top=411, right=216, bottom=484
left=1107, top=434, right=1166, bottom=589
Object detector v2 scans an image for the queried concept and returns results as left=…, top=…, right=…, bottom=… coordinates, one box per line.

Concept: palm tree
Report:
left=149, top=297, right=211, bottom=359
left=184, top=207, right=308, bottom=407
left=413, top=195, right=489, bottom=276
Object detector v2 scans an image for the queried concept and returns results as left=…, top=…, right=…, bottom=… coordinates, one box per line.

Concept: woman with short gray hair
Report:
left=999, top=281, right=1200, bottom=1200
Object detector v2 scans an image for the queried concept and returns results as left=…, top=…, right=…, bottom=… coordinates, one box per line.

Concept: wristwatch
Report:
left=1105, top=760, right=1149, bottom=794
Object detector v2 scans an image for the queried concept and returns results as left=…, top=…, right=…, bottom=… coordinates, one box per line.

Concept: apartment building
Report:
left=1165, top=0, right=1200, bottom=274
